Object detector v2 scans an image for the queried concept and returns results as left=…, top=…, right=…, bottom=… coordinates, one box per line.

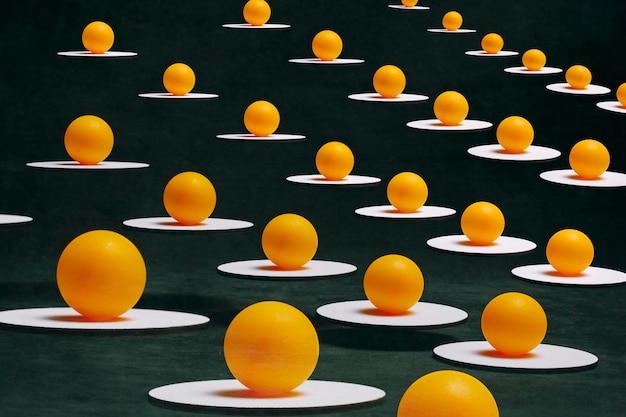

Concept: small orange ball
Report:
left=64, top=115, right=114, bottom=165
left=163, top=172, right=217, bottom=225
left=522, top=49, right=547, bottom=71
left=568, top=139, right=610, bottom=179
left=565, top=65, right=592, bottom=90
left=481, top=33, right=504, bottom=54
left=315, top=141, right=355, bottom=180
left=546, top=229, right=594, bottom=275
left=243, top=0, right=271, bottom=26
left=496, top=116, right=534, bottom=153
left=615, top=82, right=626, bottom=106
left=82, top=21, right=114, bottom=54
left=461, top=201, right=505, bottom=245
left=57, top=230, right=146, bottom=320
left=261, top=214, right=318, bottom=269
left=481, top=292, right=547, bottom=356
left=363, top=254, right=424, bottom=315
left=386, top=172, right=428, bottom=212
left=224, top=301, right=319, bottom=395
left=244, top=100, right=280, bottom=137
left=163, top=63, right=196, bottom=96
left=401, top=0, right=418, bottom=6
left=312, top=30, right=343, bottom=61
left=442, top=11, right=463, bottom=31
left=433, top=91, right=469, bottom=126
left=373, top=65, right=406, bottom=98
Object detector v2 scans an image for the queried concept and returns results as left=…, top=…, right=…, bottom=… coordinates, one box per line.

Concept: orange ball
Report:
left=243, top=0, right=271, bottom=26
left=163, top=63, right=196, bottom=96
left=401, top=0, right=418, bottom=6
left=57, top=230, right=146, bottom=320
left=568, top=139, right=610, bottom=179
left=565, top=65, right=592, bottom=90
left=315, top=141, right=355, bottom=180
left=481, top=33, right=504, bottom=54
left=64, top=115, right=114, bottom=165
left=261, top=214, right=318, bottom=269
left=398, top=370, right=499, bottom=417
left=496, top=116, right=534, bottom=153
left=363, top=254, right=424, bottom=314
left=386, top=172, right=428, bottom=212
left=312, top=30, right=343, bottom=61
left=461, top=201, right=505, bottom=245
left=616, top=82, right=626, bottom=106
left=81, top=21, right=114, bottom=54
left=546, top=229, right=594, bottom=275
left=433, top=91, right=469, bottom=126
left=224, top=301, right=319, bottom=395
left=373, top=65, right=406, bottom=98
left=163, top=172, right=217, bottom=225
left=522, top=49, right=546, bottom=71
left=442, top=11, right=463, bottom=31
left=243, top=100, right=280, bottom=137
left=481, top=292, right=547, bottom=356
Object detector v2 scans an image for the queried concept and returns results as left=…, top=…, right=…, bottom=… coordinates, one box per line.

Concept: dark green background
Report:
left=1, top=1, right=625, bottom=416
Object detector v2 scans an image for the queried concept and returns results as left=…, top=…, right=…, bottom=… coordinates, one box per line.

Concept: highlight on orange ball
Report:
left=481, top=33, right=504, bottom=54
left=386, top=172, right=428, bottom=213
left=163, top=171, right=217, bottom=225
left=481, top=292, right=548, bottom=356
left=565, top=65, right=592, bottom=90
left=616, top=83, right=626, bottom=107
left=163, top=63, right=196, bottom=96
left=315, top=141, right=355, bottom=180
left=243, top=100, right=280, bottom=137
left=373, top=65, right=406, bottom=98
left=82, top=21, right=114, bottom=54
left=57, top=230, right=147, bottom=321
left=461, top=201, right=505, bottom=245
left=312, top=30, right=343, bottom=61
left=224, top=300, right=319, bottom=395
left=363, top=254, right=424, bottom=314
left=261, top=213, right=318, bottom=270
left=401, top=0, right=419, bottom=6
left=568, top=138, right=610, bottom=179
left=522, top=49, right=546, bottom=71
left=243, top=0, right=271, bottom=26
left=433, top=91, right=469, bottom=126
left=64, top=114, right=114, bottom=165
left=442, top=11, right=463, bottom=31
left=546, top=229, right=594, bottom=276
left=496, top=115, right=534, bottom=153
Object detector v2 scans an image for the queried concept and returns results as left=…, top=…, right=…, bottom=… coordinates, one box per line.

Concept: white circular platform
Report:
left=433, top=341, right=598, bottom=371
left=217, top=259, right=356, bottom=279
left=316, top=300, right=467, bottom=328
left=427, top=235, right=537, bottom=255
left=504, top=66, right=563, bottom=75
left=347, top=92, right=429, bottom=103
left=427, top=28, right=476, bottom=33
left=596, top=100, right=626, bottom=114
left=512, top=264, right=626, bottom=286
left=467, top=144, right=561, bottom=161
left=539, top=169, right=626, bottom=188
left=286, top=174, right=381, bottom=186
left=0, top=214, right=33, bottom=225
left=355, top=205, right=456, bottom=219
left=222, top=23, right=290, bottom=29
left=388, top=4, right=430, bottom=10
left=149, top=379, right=385, bottom=410
left=123, top=217, right=253, bottom=232
left=406, top=119, right=493, bottom=131
left=546, top=83, right=611, bottom=95
left=57, top=50, right=137, bottom=57
left=138, top=92, right=219, bottom=99
left=288, top=58, right=365, bottom=65
left=26, top=161, right=149, bottom=170
left=216, top=133, right=305, bottom=141
left=0, top=307, right=209, bottom=330
left=465, top=50, right=519, bottom=57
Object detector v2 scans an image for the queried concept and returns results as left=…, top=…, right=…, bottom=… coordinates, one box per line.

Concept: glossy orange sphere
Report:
left=163, top=63, right=196, bottom=96
left=481, top=33, right=504, bottom=54
left=373, top=65, right=406, bottom=98
left=312, top=30, right=343, bottom=61
left=261, top=214, right=318, bottom=269
left=315, top=141, right=354, bottom=180
left=386, top=172, right=428, bottom=212
left=433, top=91, right=469, bottom=125
left=442, top=11, right=463, bottom=31
left=565, top=65, right=592, bottom=90
left=244, top=100, right=280, bottom=137
left=163, top=172, right=217, bottom=225
left=496, top=116, right=534, bottom=153
left=82, top=21, right=114, bottom=53
left=616, top=83, right=626, bottom=106
left=569, top=139, right=610, bottom=179
left=546, top=229, right=594, bottom=275
left=64, top=115, right=114, bottom=165
left=522, top=49, right=546, bottom=71
left=461, top=202, right=505, bottom=245
left=243, top=0, right=271, bottom=26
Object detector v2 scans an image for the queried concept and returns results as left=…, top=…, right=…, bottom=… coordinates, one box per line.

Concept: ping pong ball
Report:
left=481, top=292, right=547, bottom=356
left=546, top=229, right=594, bottom=275
left=244, top=100, right=280, bottom=137
left=262, top=213, right=318, bottom=269
left=163, top=63, right=196, bottom=96
left=312, top=30, right=343, bottom=61
left=373, top=65, right=406, bottom=98
left=461, top=201, right=505, bottom=245
left=615, top=83, right=626, bottom=106
left=433, top=91, right=469, bottom=126
left=442, top=11, right=463, bottom=31
left=387, top=172, right=428, bottom=212
left=315, top=141, right=354, bottom=180
left=224, top=301, right=319, bottom=395
left=565, top=65, right=592, bottom=90
left=569, top=139, right=610, bottom=179
left=398, top=370, right=499, bottom=417
left=522, top=49, right=546, bottom=71
left=363, top=254, right=424, bottom=314
left=496, top=116, right=534, bottom=153
left=163, top=172, right=217, bottom=225
left=64, top=115, right=114, bottom=165
left=82, top=21, right=114, bottom=54
left=481, top=33, right=504, bottom=54
left=243, top=0, right=271, bottom=26
left=402, top=0, right=419, bottom=6
left=57, top=230, right=146, bottom=321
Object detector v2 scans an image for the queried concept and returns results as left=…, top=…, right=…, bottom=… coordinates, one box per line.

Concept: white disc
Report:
left=57, top=50, right=137, bottom=57
left=0, top=214, right=33, bottom=225
left=355, top=205, right=456, bottom=219
left=427, top=28, right=476, bottom=33
left=348, top=92, right=429, bottom=103
left=149, top=379, right=385, bottom=409
left=123, top=217, right=253, bottom=231
left=539, top=169, right=626, bottom=188
left=596, top=100, right=626, bottom=114
left=465, top=50, right=519, bottom=57
left=216, top=133, right=305, bottom=141
left=512, top=264, right=626, bottom=286
left=288, top=58, right=365, bottom=65
left=217, top=259, right=356, bottom=279
left=222, top=23, right=290, bottom=29
left=138, top=92, right=219, bottom=99
left=467, top=144, right=561, bottom=161
left=286, top=174, right=381, bottom=186
left=406, top=119, right=493, bottom=131
left=316, top=300, right=468, bottom=328
left=388, top=4, right=430, bottom=10
left=504, top=66, right=563, bottom=75
left=546, top=82, right=611, bottom=95
left=26, top=161, right=149, bottom=170
left=433, top=341, right=598, bottom=370
left=427, top=235, right=537, bottom=255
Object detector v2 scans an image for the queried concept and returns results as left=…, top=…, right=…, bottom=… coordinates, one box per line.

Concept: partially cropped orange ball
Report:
left=163, top=63, right=196, bottom=96
left=82, top=21, right=114, bottom=53
left=315, top=141, right=354, bottom=180
left=461, top=202, right=505, bottom=245
left=312, top=30, right=343, bottom=61
left=433, top=91, right=469, bottom=125
left=373, top=65, right=406, bottom=98
left=522, top=49, right=546, bottom=71
left=163, top=172, right=217, bottom=225
left=244, top=100, right=280, bottom=137
left=565, top=65, right=592, bottom=89
left=401, top=0, right=419, bottom=6
left=262, top=214, right=318, bottom=269
left=364, top=254, right=424, bottom=314
left=496, top=116, right=534, bottom=153
left=481, top=33, right=504, bottom=54
left=546, top=229, right=594, bottom=275
left=442, top=11, right=463, bottom=31
left=569, top=139, right=610, bottom=179
left=616, top=83, right=626, bottom=106
left=64, top=115, right=114, bottom=165
left=387, top=172, right=428, bottom=212
left=243, top=0, right=271, bottom=26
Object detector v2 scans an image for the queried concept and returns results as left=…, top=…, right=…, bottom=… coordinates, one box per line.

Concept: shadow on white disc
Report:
left=138, top=92, right=219, bottom=99
left=217, top=259, right=356, bottom=279
left=348, top=92, right=429, bottom=102
left=388, top=4, right=429, bottom=10
left=467, top=144, right=561, bottom=161
left=596, top=101, right=626, bottom=114
left=123, top=217, right=253, bottom=231
left=0, top=214, right=33, bottom=225
left=427, top=28, right=476, bottom=33
left=216, top=133, right=305, bottom=142
left=0, top=307, right=209, bottom=331
left=407, top=119, right=492, bottom=131
left=57, top=50, right=137, bottom=57
left=26, top=161, right=149, bottom=170
left=539, top=169, right=626, bottom=188
left=355, top=205, right=456, bottom=219
left=546, top=83, right=611, bottom=95
left=286, top=174, right=381, bottom=186
left=317, top=300, right=467, bottom=328
left=288, top=58, right=365, bottom=65
left=433, top=341, right=598, bottom=371
left=512, top=264, right=626, bottom=286
left=465, top=50, right=519, bottom=57
left=504, top=66, right=562, bottom=75
left=427, top=235, right=536, bottom=255
left=149, top=379, right=385, bottom=409
left=222, top=23, right=290, bottom=29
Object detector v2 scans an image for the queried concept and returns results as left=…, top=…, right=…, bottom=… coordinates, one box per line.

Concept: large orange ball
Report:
left=442, top=11, right=463, bottom=31
left=546, top=229, right=594, bottom=275
left=522, top=49, right=546, bottom=71
left=481, top=33, right=504, bottom=54
left=163, top=172, right=217, bottom=225
left=163, top=63, right=196, bottom=96
left=565, top=65, right=592, bottom=89
left=568, top=139, right=610, bottom=179
left=460, top=202, right=505, bottom=245
left=82, top=21, right=114, bottom=54
left=261, top=214, right=318, bottom=269
left=496, top=116, right=534, bottom=153
left=386, top=172, right=428, bottom=212
left=373, top=65, right=406, bottom=98
left=315, top=141, right=354, bottom=180
left=64, top=115, right=114, bottom=165
left=616, top=83, right=626, bottom=106
left=243, top=0, right=271, bottom=26
left=244, top=100, right=280, bottom=137
left=312, top=30, right=343, bottom=61
left=433, top=91, right=469, bottom=126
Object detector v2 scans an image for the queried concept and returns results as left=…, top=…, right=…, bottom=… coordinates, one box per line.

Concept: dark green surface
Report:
left=1, top=1, right=626, bottom=416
